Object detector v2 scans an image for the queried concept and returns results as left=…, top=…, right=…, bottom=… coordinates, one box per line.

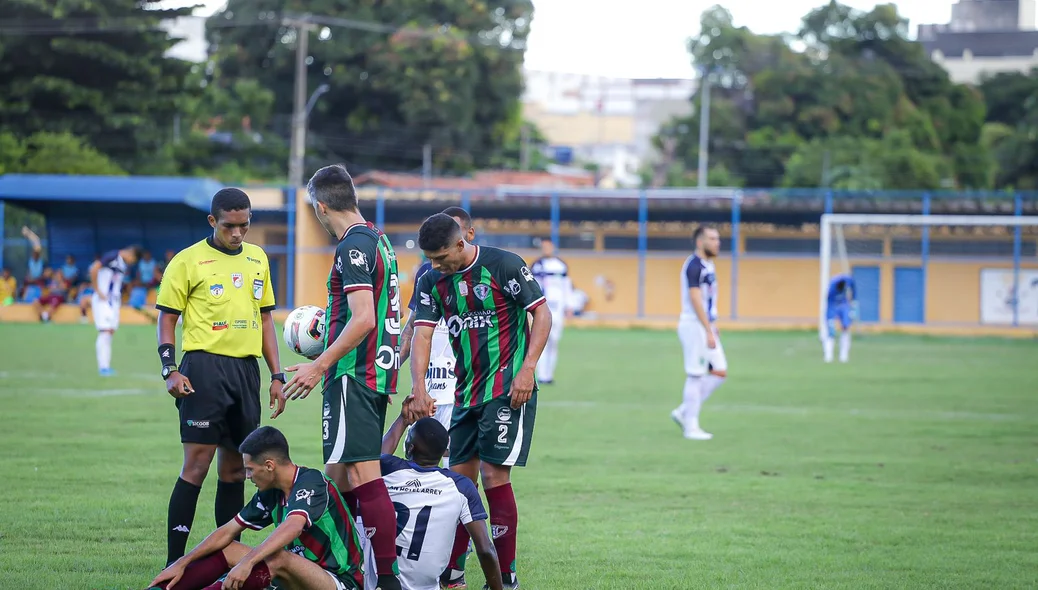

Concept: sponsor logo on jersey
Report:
left=335, top=256, right=342, bottom=273
left=198, top=259, right=216, bottom=265
left=232, top=319, right=248, bottom=329
left=212, top=321, right=228, bottom=331
left=419, top=291, right=431, bottom=307
left=387, top=480, right=444, bottom=496
left=520, top=266, right=534, bottom=282
left=186, top=419, right=210, bottom=428
left=496, top=407, right=511, bottom=423
left=506, top=279, right=522, bottom=296
left=459, top=282, right=469, bottom=297
left=348, top=249, right=368, bottom=269
left=491, top=525, right=509, bottom=539
left=210, top=283, right=224, bottom=298
left=473, top=283, right=491, bottom=300
left=446, top=310, right=495, bottom=337
left=252, top=279, right=264, bottom=300
left=246, top=256, right=262, bottom=265
left=232, top=273, right=243, bottom=288
left=294, top=488, right=315, bottom=505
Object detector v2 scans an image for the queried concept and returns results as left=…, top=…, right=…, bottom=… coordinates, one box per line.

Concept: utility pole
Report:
left=520, top=123, right=530, bottom=171
left=285, top=15, right=318, bottom=188
left=422, top=143, right=432, bottom=187
left=697, top=68, right=712, bottom=189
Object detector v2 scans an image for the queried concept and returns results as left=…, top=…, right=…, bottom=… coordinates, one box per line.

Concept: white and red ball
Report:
left=283, top=305, right=326, bottom=359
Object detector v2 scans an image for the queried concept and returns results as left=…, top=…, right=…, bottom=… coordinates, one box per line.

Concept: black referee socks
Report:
left=215, top=479, right=246, bottom=539
left=167, top=477, right=202, bottom=566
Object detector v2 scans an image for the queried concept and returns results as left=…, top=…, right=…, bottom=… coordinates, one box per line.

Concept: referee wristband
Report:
left=158, top=344, right=177, bottom=368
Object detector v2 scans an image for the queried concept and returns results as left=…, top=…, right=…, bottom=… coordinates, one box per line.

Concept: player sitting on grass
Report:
left=375, top=407, right=504, bottom=590
left=823, top=274, right=857, bottom=363
left=146, top=426, right=364, bottom=590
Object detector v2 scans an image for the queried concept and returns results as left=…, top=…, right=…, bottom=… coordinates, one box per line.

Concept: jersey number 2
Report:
left=393, top=502, right=432, bottom=561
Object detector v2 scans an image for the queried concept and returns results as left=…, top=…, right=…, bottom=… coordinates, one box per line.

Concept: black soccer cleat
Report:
left=440, top=569, right=467, bottom=588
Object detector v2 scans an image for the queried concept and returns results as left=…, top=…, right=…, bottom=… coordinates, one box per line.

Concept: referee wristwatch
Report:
left=271, top=372, right=286, bottom=384
left=161, top=365, right=178, bottom=379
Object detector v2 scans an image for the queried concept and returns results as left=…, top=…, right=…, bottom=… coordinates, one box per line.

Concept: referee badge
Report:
left=210, top=283, right=224, bottom=298
left=253, top=279, right=264, bottom=300
left=232, top=273, right=244, bottom=289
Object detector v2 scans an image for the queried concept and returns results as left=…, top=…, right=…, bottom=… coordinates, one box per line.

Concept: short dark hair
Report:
left=239, top=426, right=291, bottom=464
left=692, top=224, right=718, bottom=244
left=418, top=213, right=463, bottom=251
left=125, top=244, right=143, bottom=259
left=441, top=206, right=472, bottom=229
left=308, top=164, right=358, bottom=212
left=211, top=188, right=252, bottom=219
left=408, top=418, right=449, bottom=464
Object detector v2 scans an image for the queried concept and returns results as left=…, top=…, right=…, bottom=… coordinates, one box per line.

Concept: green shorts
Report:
left=449, top=393, right=537, bottom=467
left=322, top=374, right=388, bottom=464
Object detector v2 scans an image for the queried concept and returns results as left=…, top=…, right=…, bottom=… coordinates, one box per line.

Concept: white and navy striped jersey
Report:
left=680, top=254, right=717, bottom=323
left=381, top=454, right=487, bottom=590
left=530, top=255, right=572, bottom=313
left=94, top=250, right=129, bottom=305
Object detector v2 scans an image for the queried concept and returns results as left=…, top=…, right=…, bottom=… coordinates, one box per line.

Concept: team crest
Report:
left=210, top=283, right=224, bottom=298
left=231, top=273, right=243, bottom=289
left=252, top=279, right=264, bottom=300
left=459, top=282, right=469, bottom=297
left=473, top=283, right=490, bottom=301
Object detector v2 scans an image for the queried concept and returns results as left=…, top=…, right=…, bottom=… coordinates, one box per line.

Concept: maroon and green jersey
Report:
left=235, top=466, right=364, bottom=588
left=413, top=246, right=546, bottom=407
left=325, top=222, right=401, bottom=394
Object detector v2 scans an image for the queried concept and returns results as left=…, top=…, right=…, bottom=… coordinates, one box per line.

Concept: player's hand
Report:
left=400, top=396, right=418, bottom=427
left=166, top=372, right=194, bottom=398
left=706, top=332, right=717, bottom=349
left=283, top=362, right=321, bottom=400
left=269, top=380, right=287, bottom=419
left=221, top=560, right=253, bottom=590
left=405, top=389, right=435, bottom=423
left=149, top=559, right=186, bottom=589
left=509, top=365, right=535, bottom=409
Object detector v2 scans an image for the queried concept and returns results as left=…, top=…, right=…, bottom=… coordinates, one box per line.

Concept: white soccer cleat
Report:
left=670, top=408, right=686, bottom=430
left=684, top=428, right=713, bottom=440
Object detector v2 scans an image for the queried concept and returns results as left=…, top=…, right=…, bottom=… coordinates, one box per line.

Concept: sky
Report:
left=162, top=0, right=963, bottom=78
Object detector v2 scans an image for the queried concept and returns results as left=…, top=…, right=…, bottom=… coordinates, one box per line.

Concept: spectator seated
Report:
left=128, top=286, right=148, bottom=309
left=21, top=284, right=41, bottom=303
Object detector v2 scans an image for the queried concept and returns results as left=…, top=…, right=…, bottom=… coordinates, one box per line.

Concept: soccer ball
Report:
left=283, top=305, right=326, bottom=359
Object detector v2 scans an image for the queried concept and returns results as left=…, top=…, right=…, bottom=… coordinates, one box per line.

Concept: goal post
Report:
left=819, top=213, right=1038, bottom=338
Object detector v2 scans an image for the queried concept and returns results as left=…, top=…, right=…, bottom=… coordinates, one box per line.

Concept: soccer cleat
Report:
left=484, top=575, right=519, bottom=590
left=670, top=408, right=686, bottom=430
left=99, top=368, right=116, bottom=377
left=440, top=570, right=467, bottom=589
left=684, top=428, right=713, bottom=441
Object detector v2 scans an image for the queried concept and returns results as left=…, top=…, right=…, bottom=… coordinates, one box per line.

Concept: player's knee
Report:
left=181, top=447, right=217, bottom=483
left=479, top=463, right=511, bottom=488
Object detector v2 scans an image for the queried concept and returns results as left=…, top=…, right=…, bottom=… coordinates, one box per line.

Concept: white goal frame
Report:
left=819, top=213, right=1038, bottom=337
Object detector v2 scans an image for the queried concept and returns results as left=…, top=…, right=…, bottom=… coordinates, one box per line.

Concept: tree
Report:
left=206, top=0, right=533, bottom=174
left=0, top=131, right=125, bottom=176
left=0, top=0, right=194, bottom=172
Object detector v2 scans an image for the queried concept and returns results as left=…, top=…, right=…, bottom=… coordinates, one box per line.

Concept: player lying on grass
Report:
left=823, top=274, right=857, bottom=363
left=377, top=405, right=504, bottom=590
left=146, top=426, right=364, bottom=590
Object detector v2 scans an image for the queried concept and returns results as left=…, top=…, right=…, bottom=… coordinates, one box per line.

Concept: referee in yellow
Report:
left=155, top=188, right=287, bottom=567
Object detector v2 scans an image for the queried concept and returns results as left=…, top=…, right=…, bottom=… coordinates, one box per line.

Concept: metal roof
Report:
left=0, top=174, right=225, bottom=211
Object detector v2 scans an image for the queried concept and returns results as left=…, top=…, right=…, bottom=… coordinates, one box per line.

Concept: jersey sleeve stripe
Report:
left=155, top=304, right=183, bottom=315
left=414, top=319, right=438, bottom=327
left=286, top=509, right=313, bottom=528
left=524, top=296, right=546, bottom=311
left=342, top=284, right=374, bottom=293
left=234, top=514, right=264, bottom=530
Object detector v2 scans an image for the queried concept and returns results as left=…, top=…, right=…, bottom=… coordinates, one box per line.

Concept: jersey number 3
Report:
left=393, top=502, right=432, bottom=561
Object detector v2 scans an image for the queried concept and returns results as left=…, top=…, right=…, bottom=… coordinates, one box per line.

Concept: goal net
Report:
left=819, top=214, right=1038, bottom=338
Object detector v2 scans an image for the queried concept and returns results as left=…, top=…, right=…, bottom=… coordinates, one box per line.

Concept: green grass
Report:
left=1, top=323, right=1037, bottom=589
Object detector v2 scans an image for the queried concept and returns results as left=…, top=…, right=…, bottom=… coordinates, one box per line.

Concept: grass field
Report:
left=1, top=323, right=1037, bottom=589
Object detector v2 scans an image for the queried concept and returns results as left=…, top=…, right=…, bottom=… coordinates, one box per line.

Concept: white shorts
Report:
left=432, top=402, right=454, bottom=439
left=91, top=297, right=120, bottom=331
left=548, top=304, right=565, bottom=342
left=678, top=320, right=727, bottom=377
left=326, top=569, right=349, bottom=590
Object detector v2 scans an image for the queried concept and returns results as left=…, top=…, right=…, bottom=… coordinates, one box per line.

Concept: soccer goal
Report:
left=819, top=213, right=1038, bottom=337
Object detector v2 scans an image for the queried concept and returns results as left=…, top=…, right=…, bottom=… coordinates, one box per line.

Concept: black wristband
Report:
left=271, top=372, right=286, bottom=384
left=158, top=344, right=177, bottom=368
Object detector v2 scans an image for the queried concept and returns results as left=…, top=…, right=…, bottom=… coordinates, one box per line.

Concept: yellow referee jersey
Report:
left=156, top=238, right=276, bottom=358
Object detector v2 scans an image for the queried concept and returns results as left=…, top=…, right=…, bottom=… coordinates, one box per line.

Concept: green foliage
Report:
left=977, top=69, right=1038, bottom=189
left=0, top=0, right=194, bottom=172
left=0, top=131, right=125, bottom=176
left=207, top=0, right=534, bottom=175
left=661, top=2, right=994, bottom=189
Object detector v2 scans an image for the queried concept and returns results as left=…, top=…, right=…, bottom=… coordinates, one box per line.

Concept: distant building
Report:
left=522, top=69, right=696, bottom=187
left=162, top=16, right=208, bottom=62
left=919, top=0, right=1038, bottom=83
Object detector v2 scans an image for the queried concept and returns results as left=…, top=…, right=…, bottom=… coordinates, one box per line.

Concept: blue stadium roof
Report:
left=0, top=174, right=224, bottom=211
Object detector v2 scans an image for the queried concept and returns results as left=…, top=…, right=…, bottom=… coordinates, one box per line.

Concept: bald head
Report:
left=405, top=418, right=450, bottom=466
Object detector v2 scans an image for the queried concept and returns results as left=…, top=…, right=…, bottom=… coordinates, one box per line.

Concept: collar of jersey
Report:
left=407, top=460, right=443, bottom=472
left=338, top=222, right=368, bottom=241
left=206, top=237, right=243, bottom=256
left=459, top=245, right=480, bottom=274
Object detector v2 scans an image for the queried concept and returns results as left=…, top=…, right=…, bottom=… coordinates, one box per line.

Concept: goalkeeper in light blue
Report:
left=824, top=274, right=857, bottom=363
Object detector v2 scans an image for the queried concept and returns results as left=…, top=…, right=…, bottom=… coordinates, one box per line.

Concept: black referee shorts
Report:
left=175, top=351, right=261, bottom=449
